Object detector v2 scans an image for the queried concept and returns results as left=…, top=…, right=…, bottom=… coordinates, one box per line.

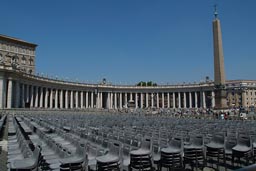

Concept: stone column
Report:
left=211, top=91, right=215, bottom=108
left=85, top=91, right=88, bottom=108
left=45, top=88, right=48, bottom=108
left=241, top=90, right=246, bottom=107
left=100, top=92, right=103, bottom=108
left=195, top=92, right=198, bottom=108
left=189, top=92, right=192, bottom=108
left=75, top=91, right=79, bottom=108
left=203, top=91, right=206, bottom=108
left=55, top=89, right=59, bottom=108
left=96, top=92, right=100, bottom=108
left=129, top=93, right=132, bottom=104
left=173, top=92, right=175, bottom=108
left=119, top=93, right=122, bottom=109
left=183, top=92, right=186, bottom=108
left=65, top=90, right=68, bottom=109
left=26, top=84, right=29, bottom=103
left=91, top=92, right=94, bottom=108
left=30, top=85, right=34, bottom=108
left=15, top=81, right=20, bottom=108
left=80, top=91, right=84, bottom=108
left=146, top=93, right=149, bottom=108
left=140, top=93, right=143, bottom=108
left=0, top=76, right=6, bottom=108
left=114, top=93, right=117, bottom=109
left=40, top=87, right=43, bottom=108
left=21, top=83, right=25, bottom=108
left=125, top=93, right=128, bottom=108
left=49, top=88, right=53, bottom=108
left=60, top=90, right=63, bottom=109
left=135, top=93, right=138, bottom=108
left=156, top=93, right=159, bottom=108
left=7, top=79, right=13, bottom=108
left=178, top=92, right=181, bottom=108
left=107, top=92, right=110, bottom=109
left=34, top=86, right=38, bottom=108
left=151, top=93, right=154, bottom=108
left=167, top=93, right=170, bottom=108
left=110, top=92, right=113, bottom=109
left=70, top=90, right=74, bottom=109
left=162, top=93, right=164, bottom=108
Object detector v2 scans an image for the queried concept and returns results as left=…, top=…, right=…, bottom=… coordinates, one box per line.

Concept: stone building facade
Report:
left=0, top=34, right=37, bottom=74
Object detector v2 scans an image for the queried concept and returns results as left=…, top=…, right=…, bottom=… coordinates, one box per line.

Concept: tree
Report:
left=136, top=81, right=157, bottom=86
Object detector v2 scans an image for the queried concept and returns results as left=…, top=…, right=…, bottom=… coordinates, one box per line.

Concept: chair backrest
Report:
left=141, top=137, right=151, bottom=151
left=32, top=146, right=42, bottom=170
left=237, top=135, right=251, bottom=148
left=212, top=133, right=225, bottom=145
left=169, top=137, right=182, bottom=149
left=191, top=135, right=203, bottom=147
left=225, top=138, right=237, bottom=151
left=109, top=141, right=121, bottom=157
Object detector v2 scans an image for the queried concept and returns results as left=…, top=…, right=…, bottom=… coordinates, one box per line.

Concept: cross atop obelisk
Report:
left=212, top=5, right=228, bottom=109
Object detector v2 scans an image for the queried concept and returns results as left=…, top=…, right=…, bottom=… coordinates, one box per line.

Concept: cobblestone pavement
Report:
left=0, top=115, right=7, bottom=171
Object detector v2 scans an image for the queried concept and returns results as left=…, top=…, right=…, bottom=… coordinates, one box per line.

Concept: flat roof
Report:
left=0, top=34, right=37, bottom=48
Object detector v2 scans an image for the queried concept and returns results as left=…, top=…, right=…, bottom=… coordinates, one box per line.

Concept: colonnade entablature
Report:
left=0, top=68, right=216, bottom=109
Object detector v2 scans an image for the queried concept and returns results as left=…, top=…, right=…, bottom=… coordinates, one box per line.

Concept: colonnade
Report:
left=0, top=77, right=216, bottom=109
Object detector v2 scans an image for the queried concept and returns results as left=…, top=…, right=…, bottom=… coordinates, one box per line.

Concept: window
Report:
left=29, top=57, right=33, bottom=65
left=12, top=56, right=17, bottom=63
left=22, top=56, right=26, bottom=64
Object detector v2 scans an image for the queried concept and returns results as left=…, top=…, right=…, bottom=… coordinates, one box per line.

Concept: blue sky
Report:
left=1, top=0, right=255, bottom=85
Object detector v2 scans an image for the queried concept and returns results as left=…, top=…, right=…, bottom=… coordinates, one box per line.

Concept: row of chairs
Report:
left=8, top=110, right=256, bottom=170
left=0, top=113, right=7, bottom=154
left=7, top=115, right=42, bottom=171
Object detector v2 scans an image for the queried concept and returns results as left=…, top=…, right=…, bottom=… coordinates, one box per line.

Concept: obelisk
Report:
left=213, top=6, right=228, bottom=109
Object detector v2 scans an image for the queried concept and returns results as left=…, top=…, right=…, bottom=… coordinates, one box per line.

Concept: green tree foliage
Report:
left=136, top=81, right=157, bottom=86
